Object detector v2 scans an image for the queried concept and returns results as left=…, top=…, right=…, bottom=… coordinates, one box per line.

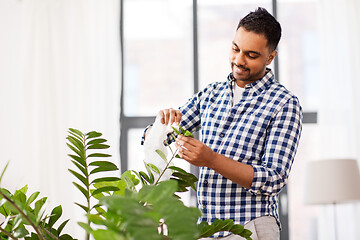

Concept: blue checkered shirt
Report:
left=176, top=69, right=302, bottom=238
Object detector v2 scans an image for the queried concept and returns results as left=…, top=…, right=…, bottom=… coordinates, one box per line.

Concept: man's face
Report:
left=229, top=27, right=277, bottom=87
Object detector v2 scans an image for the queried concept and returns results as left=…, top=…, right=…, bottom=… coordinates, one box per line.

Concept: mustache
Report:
left=231, top=62, right=249, bottom=71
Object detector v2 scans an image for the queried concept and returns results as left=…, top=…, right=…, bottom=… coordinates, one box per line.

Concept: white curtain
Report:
left=0, top=0, right=121, bottom=238
left=317, top=0, right=360, bottom=239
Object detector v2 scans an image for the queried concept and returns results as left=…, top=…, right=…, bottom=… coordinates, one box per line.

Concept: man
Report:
left=143, top=7, right=302, bottom=240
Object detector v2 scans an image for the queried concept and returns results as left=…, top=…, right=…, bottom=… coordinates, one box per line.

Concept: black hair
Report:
left=237, top=7, right=281, bottom=51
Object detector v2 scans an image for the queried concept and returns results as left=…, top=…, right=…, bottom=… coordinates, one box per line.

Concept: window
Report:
left=120, top=0, right=195, bottom=206
left=277, top=0, right=320, bottom=239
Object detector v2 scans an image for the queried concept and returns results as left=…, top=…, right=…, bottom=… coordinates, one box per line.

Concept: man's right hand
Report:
left=157, top=108, right=182, bottom=125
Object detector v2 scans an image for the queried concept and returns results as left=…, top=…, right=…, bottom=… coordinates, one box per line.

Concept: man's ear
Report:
left=266, top=50, right=277, bottom=65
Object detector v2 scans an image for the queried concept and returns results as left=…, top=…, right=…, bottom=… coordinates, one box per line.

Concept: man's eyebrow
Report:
left=232, top=41, right=261, bottom=55
left=247, top=50, right=261, bottom=56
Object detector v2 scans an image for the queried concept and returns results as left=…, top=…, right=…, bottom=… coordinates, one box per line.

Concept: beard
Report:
left=231, top=62, right=265, bottom=83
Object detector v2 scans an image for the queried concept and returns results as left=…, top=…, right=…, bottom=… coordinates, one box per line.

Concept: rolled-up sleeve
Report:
left=249, top=96, right=303, bottom=196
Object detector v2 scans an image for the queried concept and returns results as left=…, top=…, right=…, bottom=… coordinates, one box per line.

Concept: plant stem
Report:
left=0, top=225, right=17, bottom=240
left=43, top=228, right=60, bottom=240
left=83, top=135, right=91, bottom=240
left=0, top=190, right=45, bottom=240
left=154, top=148, right=179, bottom=185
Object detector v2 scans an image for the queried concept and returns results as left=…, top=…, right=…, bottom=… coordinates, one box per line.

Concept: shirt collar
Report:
left=227, top=68, right=276, bottom=94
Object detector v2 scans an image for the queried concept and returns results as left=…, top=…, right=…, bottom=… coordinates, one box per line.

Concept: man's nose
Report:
left=234, top=52, right=246, bottom=66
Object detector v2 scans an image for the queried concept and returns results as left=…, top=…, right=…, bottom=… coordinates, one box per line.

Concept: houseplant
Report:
left=0, top=128, right=252, bottom=240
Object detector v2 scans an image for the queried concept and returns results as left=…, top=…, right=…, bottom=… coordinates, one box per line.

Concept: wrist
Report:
left=206, top=150, right=218, bottom=169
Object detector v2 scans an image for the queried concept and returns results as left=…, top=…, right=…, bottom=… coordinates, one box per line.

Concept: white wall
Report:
left=0, top=0, right=121, bottom=237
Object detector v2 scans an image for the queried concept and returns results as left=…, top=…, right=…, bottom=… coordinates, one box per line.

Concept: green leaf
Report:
left=122, top=175, right=135, bottom=190
left=122, top=170, right=140, bottom=186
left=59, top=234, right=75, bottom=240
left=34, top=197, right=47, bottom=216
left=91, top=177, right=120, bottom=184
left=86, top=131, right=102, bottom=139
left=68, top=131, right=84, bottom=144
left=229, top=224, right=244, bottom=234
left=144, top=162, right=155, bottom=183
left=18, top=185, right=28, bottom=194
left=26, top=191, right=40, bottom=205
left=138, top=181, right=177, bottom=204
left=171, top=178, right=191, bottom=192
left=240, top=229, right=252, bottom=238
left=168, top=166, right=188, bottom=174
left=87, top=144, right=110, bottom=149
left=57, top=219, right=70, bottom=236
left=70, top=160, right=88, bottom=177
left=178, top=125, right=186, bottom=134
left=155, top=150, right=168, bottom=163
left=88, top=153, right=112, bottom=158
left=68, top=128, right=84, bottom=138
left=147, top=163, right=161, bottom=175
left=68, top=154, right=86, bottom=167
left=172, top=171, right=198, bottom=183
left=13, top=225, right=29, bottom=238
left=14, top=190, right=27, bottom=205
left=48, top=205, right=62, bottom=228
left=12, top=214, right=23, bottom=230
left=184, top=130, right=195, bottom=138
left=198, top=219, right=242, bottom=238
left=88, top=138, right=107, bottom=145
left=87, top=214, right=107, bottom=225
left=90, top=166, right=118, bottom=175
left=139, top=171, right=153, bottom=184
left=73, top=182, right=89, bottom=199
left=36, top=206, right=46, bottom=224
left=69, top=169, right=88, bottom=188
left=92, top=229, right=126, bottom=240
left=0, top=162, right=9, bottom=185
left=172, top=126, right=181, bottom=135
left=89, top=161, right=118, bottom=168
left=67, top=135, right=85, bottom=154
left=78, top=221, right=93, bottom=233
left=75, top=202, right=89, bottom=213
left=66, top=143, right=82, bottom=158
left=171, top=126, right=181, bottom=135
left=92, top=186, right=119, bottom=196
left=93, top=204, right=106, bottom=215
left=132, top=170, right=147, bottom=186
left=214, top=219, right=233, bottom=232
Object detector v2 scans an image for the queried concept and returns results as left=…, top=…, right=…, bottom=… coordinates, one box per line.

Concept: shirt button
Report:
left=220, top=133, right=224, bottom=138
left=204, top=180, right=208, bottom=185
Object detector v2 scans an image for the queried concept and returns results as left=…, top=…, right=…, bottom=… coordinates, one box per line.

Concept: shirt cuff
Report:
left=248, top=165, right=269, bottom=195
left=140, top=124, right=153, bottom=145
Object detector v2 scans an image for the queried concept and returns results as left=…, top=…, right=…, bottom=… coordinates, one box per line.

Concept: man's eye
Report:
left=232, top=48, right=239, bottom=52
left=248, top=54, right=258, bottom=59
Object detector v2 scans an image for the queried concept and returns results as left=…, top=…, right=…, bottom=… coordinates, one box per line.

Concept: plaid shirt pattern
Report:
left=177, top=69, right=302, bottom=238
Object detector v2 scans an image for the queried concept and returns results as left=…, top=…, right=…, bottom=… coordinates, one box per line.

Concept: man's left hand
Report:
left=175, top=135, right=216, bottom=167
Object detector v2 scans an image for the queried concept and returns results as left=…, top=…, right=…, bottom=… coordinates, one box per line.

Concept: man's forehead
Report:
left=233, top=28, right=270, bottom=51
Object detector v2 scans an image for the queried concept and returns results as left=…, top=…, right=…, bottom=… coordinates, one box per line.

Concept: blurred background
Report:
left=1, top=0, right=360, bottom=239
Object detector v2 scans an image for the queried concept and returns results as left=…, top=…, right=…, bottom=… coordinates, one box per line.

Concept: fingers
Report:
left=176, top=135, right=196, bottom=148
left=158, top=108, right=182, bottom=125
left=175, top=136, right=196, bottom=155
left=175, top=142, right=191, bottom=159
